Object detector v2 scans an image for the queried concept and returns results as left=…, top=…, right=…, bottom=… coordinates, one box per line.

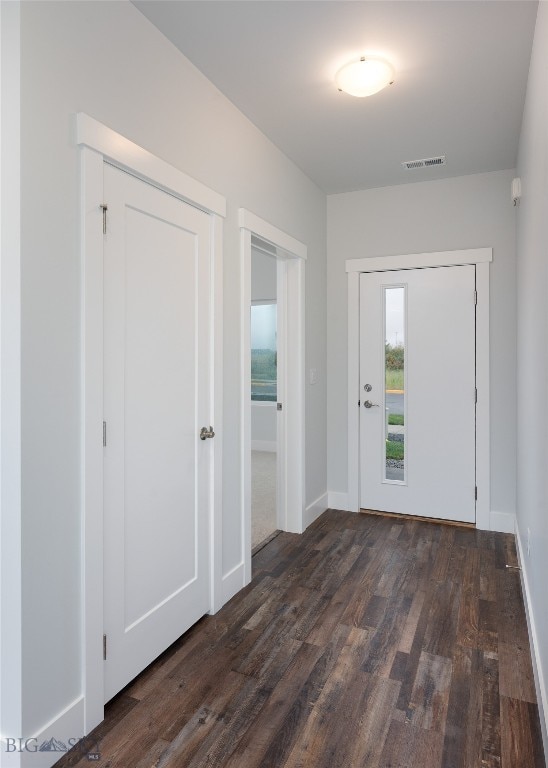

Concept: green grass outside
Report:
left=385, top=369, right=404, bottom=390
left=388, top=414, right=404, bottom=426
left=386, top=440, right=404, bottom=461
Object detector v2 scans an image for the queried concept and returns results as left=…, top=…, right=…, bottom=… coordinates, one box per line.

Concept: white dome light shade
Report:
left=336, top=56, right=395, bottom=97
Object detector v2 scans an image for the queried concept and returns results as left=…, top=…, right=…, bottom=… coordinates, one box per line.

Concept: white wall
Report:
left=251, top=404, right=277, bottom=451
left=251, top=247, right=276, bottom=302
left=251, top=248, right=277, bottom=448
left=327, top=169, right=517, bottom=522
left=515, top=1, right=548, bottom=748
left=17, top=0, right=326, bottom=744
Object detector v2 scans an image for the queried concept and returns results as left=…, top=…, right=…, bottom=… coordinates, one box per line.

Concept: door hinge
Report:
left=100, top=204, right=108, bottom=235
left=475, top=387, right=478, bottom=404
left=474, top=290, right=478, bottom=305
left=277, top=403, right=283, bottom=411
left=103, top=634, right=107, bottom=661
left=475, top=486, right=478, bottom=501
left=358, top=400, right=361, bottom=408
left=103, top=421, right=107, bottom=447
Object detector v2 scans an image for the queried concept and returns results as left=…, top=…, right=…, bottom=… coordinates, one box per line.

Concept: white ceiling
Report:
left=135, top=1, right=538, bottom=194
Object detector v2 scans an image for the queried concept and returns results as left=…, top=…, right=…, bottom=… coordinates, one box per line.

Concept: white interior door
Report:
left=103, top=164, right=212, bottom=702
left=359, top=265, right=476, bottom=523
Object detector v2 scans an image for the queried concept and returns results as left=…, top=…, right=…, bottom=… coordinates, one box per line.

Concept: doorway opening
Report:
left=345, top=247, right=491, bottom=531
left=240, top=209, right=306, bottom=584
left=250, top=262, right=278, bottom=549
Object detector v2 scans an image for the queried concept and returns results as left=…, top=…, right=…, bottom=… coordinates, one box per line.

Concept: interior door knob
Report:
left=363, top=400, right=379, bottom=409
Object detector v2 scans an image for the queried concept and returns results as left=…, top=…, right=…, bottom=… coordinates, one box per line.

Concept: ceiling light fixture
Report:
left=336, top=56, right=395, bottom=97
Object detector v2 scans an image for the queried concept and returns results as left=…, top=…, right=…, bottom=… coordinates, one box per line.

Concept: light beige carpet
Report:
left=252, top=450, right=277, bottom=550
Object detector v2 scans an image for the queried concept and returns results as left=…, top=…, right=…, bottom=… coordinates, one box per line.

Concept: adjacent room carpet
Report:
left=251, top=450, right=277, bottom=550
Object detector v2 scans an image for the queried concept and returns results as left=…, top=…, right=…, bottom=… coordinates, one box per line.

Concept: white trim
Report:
left=240, top=209, right=306, bottom=588
left=0, top=4, right=22, bottom=763
left=210, top=214, right=224, bottom=613
left=284, top=256, right=306, bottom=533
left=304, top=493, right=329, bottom=529
left=76, top=113, right=225, bottom=217
left=275, top=257, right=287, bottom=532
left=19, top=697, right=84, bottom=768
left=238, top=208, right=307, bottom=261
left=475, top=261, right=490, bottom=530
left=79, top=118, right=226, bottom=735
left=221, top=562, right=246, bottom=606
left=489, top=510, right=516, bottom=534
left=347, top=250, right=491, bottom=529
left=251, top=441, right=277, bottom=453
left=80, top=147, right=105, bottom=731
left=241, top=227, right=253, bottom=584
left=328, top=492, right=350, bottom=511
left=515, top=520, right=548, bottom=758
left=346, top=247, right=492, bottom=273
left=347, top=272, right=360, bottom=513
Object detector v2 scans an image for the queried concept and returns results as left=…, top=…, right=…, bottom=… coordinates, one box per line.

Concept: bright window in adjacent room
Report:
left=251, top=302, right=277, bottom=402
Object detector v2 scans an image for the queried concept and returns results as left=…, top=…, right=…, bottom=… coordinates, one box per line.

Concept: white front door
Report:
left=103, top=164, right=212, bottom=702
left=359, top=265, right=476, bottom=523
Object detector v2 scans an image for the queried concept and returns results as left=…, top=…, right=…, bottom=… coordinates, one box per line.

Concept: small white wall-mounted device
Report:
left=512, top=177, right=522, bottom=207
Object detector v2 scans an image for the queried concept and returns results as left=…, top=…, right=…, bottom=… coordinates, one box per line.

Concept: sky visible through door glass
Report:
left=385, top=289, right=405, bottom=347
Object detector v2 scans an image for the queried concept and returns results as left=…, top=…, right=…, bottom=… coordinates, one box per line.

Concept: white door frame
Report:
left=77, top=113, right=226, bottom=733
left=1, top=2, right=23, bottom=759
left=346, top=248, right=491, bottom=531
left=239, top=209, right=306, bottom=584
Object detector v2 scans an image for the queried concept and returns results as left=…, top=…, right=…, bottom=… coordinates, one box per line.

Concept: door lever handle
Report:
left=363, top=400, right=380, bottom=409
left=200, top=426, right=215, bottom=440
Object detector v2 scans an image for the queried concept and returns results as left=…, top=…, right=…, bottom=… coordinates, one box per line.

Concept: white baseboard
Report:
left=251, top=440, right=276, bottom=453
left=489, top=510, right=516, bottom=533
left=327, top=491, right=350, bottom=511
left=326, top=500, right=515, bottom=531
left=303, top=492, right=328, bottom=529
left=515, top=521, right=548, bottom=760
left=221, top=561, right=246, bottom=606
left=8, top=696, right=86, bottom=768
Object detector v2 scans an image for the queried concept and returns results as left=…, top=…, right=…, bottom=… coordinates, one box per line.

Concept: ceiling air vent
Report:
left=402, top=155, right=446, bottom=170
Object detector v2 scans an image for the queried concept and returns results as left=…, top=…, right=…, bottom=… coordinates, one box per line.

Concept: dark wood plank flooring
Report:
left=56, top=510, right=545, bottom=768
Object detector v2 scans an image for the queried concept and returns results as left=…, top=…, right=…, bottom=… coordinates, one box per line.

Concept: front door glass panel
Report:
left=384, top=286, right=405, bottom=482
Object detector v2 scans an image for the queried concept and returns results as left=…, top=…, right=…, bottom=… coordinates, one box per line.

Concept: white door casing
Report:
left=79, top=114, right=225, bottom=732
left=276, top=258, right=286, bottom=532
left=359, top=265, right=476, bottom=523
left=102, top=165, right=211, bottom=701
left=239, top=209, right=306, bottom=587
left=346, top=248, right=491, bottom=530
